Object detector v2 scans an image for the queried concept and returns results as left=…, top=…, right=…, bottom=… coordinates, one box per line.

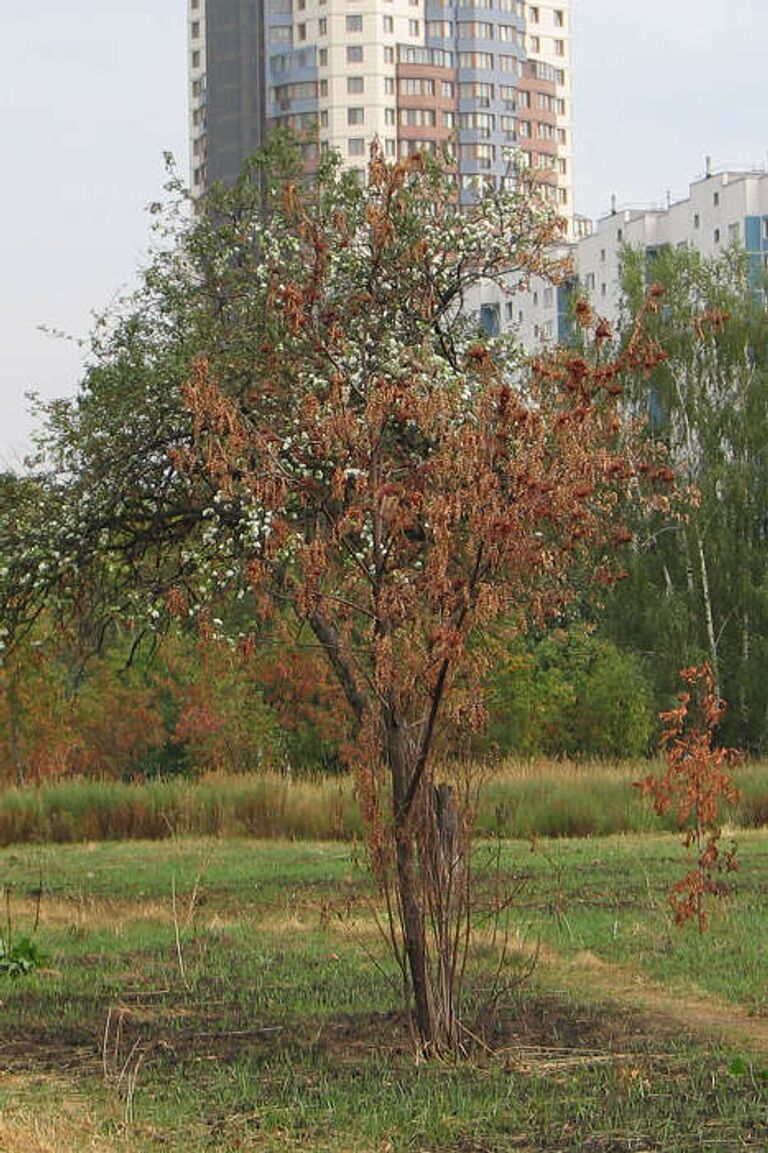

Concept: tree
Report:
left=0, top=143, right=668, bottom=1053
left=604, top=245, right=768, bottom=749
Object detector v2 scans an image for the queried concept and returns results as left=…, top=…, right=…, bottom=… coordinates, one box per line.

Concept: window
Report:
left=600, top=248, right=606, bottom=262
left=459, top=142, right=495, bottom=168
left=713, top=191, right=720, bottom=207
left=385, top=76, right=395, bottom=94
left=480, top=303, right=500, bottom=336
left=348, top=107, right=364, bottom=125
left=400, top=77, right=435, bottom=96
left=348, top=138, right=366, bottom=156
left=383, top=14, right=393, bottom=31
left=385, top=107, right=396, bottom=125
left=319, top=47, right=328, bottom=65
left=442, top=111, right=455, bottom=128
left=401, top=108, right=436, bottom=127
left=270, top=25, right=292, bottom=43
left=498, top=25, right=517, bottom=41
left=459, top=20, right=494, bottom=38
left=554, top=8, right=564, bottom=26
left=714, top=228, right=721, bottom=244
left=346, top=14, right=362, bottom=31
left=728, top=222, right=740, bottom=242
left=296, top=22, right=306, bottom=41
left=347, top=44, right=363, bottom=62
left=320, top=110, right=328, bottom=127
left=348, top=76, right=364, bottom=93
left=616, top=227, right=622, bottom=241
left=384, top=45, right=394, bottom=62
left=400, top=138, right=437, bottom=157
left=459, top=111, right=494, bottom=135
left=556, top=97, right=566, bottom=115
left=441, top=80, right=454, bottom=97
left=428, top=20, right=453, bottom=38
left=409, top=19, right=420, bottom=35
left=554, top=39, right=565, bottom=56
left=319, top=79, right=328, bottom=96
left=543, top=286, right=553, bottom=308
left=693, top=213, right=700, bottom=229
left=385, top=138, right=397, bottom=156
left=528, top=35, right=540, bottom=51
left=318, top=16, right=327, bottom=33
left=191, top=21, right=200, bottom=38
left=499, top=55, right=518, bottom=72
left=529, top=5, right=539, bottom=20
left=459, top=51, right=493, bottom=69
left=460, top=81, right=493, bottom=105
left=191, top=49, right=200, bottom=67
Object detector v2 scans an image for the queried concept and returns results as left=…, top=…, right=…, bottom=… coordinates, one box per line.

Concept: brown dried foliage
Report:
left=636, top=664, right=741, bottom=933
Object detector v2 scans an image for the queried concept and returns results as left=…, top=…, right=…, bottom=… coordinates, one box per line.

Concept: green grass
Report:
left=1, top=834, right=768, bottom=1150
left=1, top=757, right=766, bottom=847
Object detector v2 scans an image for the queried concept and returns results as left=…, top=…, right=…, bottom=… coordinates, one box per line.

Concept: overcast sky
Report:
left=2, top=0, right=767, bottom=467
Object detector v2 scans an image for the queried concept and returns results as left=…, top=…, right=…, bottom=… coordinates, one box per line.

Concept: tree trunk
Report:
left=696, top=534, right=720, bottom=697
left=385, top=713, right=440, bottom=1053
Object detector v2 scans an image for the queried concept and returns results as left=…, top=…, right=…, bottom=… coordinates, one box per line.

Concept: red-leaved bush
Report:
left=636, top=664, right=741, bottom=932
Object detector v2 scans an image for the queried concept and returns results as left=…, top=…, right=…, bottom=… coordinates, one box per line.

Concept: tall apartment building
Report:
left=188, top=0, right=574, bottom=227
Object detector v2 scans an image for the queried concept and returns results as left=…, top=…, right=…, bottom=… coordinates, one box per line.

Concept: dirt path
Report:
left=536, top=941, right=768, bottom=1054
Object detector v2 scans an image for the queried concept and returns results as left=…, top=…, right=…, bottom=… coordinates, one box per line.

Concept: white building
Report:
left=578, top=163, right=768, bottom=327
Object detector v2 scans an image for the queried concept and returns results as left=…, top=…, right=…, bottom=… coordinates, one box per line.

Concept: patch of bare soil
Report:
left=536, top=942, right=768, bottom=1054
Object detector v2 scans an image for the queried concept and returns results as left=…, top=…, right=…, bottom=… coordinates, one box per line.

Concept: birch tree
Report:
left=607, top=245, right=768, bottom=748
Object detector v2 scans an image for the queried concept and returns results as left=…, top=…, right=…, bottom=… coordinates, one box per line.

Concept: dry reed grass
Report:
left=0, top=759, right=765, bottom=845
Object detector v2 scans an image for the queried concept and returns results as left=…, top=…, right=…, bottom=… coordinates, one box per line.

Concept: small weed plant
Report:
left=0, top=934, right=47, bottom=977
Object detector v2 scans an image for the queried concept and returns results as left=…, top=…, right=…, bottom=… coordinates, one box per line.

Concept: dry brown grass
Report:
left=0, top=1107, right=128, bottom=1153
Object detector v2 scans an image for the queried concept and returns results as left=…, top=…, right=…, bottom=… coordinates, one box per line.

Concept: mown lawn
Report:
left=0, top=834, right=767, bottom=1151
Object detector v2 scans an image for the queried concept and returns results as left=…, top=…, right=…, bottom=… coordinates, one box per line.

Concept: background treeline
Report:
left=600, top=244, right=768, bottom=751
left=0, top=615, right=656, bottom=783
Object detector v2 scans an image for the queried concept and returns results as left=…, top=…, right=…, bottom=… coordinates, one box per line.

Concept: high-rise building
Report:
left=188, top=0, right=574, bottom=232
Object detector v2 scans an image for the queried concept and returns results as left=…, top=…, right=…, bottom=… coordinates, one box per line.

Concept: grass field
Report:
left=1, top=832, right=767, bottom=1151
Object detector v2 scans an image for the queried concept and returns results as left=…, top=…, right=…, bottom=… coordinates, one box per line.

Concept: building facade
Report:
left=577, top=165, right=768, bottom=328
left=188, top=0, right=574, bottom=226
